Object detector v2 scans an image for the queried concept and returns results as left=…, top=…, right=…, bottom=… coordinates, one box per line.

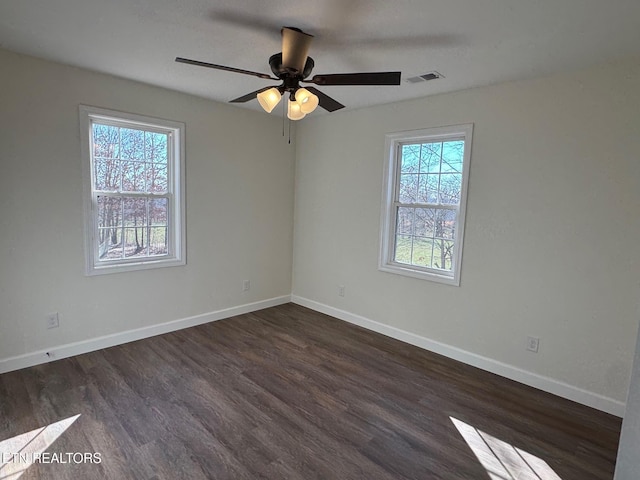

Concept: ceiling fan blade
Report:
left=305, top=87, right=345, bottom=112
left=281, top=27, right=314, bottom=74
left=175, top=57, right=278, bottom=80
left=308, top=71, right=401, bottom=86
left=229, top=86, right=275, bottom=103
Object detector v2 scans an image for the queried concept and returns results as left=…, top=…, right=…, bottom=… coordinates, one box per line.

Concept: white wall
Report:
left=0, top=49, right=295, bottom=363
left=292, top=58, right=640, bottom=409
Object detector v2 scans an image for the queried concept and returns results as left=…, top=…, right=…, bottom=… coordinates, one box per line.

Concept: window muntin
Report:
left=380, top=125, right=472, bottom=285
left=81, top=106, right=185, bottom=275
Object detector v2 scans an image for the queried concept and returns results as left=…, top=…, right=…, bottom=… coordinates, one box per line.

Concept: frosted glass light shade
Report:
left=287, top=100, right=306, bottom=120
left=295, top=88, right=319, bottom=114
left=257, top=88, right=282, bottom=113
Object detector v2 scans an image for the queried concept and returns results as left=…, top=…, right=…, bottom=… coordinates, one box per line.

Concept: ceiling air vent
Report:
left=406, top=71, right=444, bottom=83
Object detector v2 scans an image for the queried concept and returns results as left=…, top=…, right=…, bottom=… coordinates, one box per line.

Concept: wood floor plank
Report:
left=0, top=303, right=622, bottom=479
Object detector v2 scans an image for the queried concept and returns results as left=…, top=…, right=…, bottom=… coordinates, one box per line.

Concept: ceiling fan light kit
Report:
left=256, top=87, right=282, bottom=113
left=287, top=99, right=306, bottom=120
left=257, top=85, right=318, bottom=119
left=295, top=88, right=319, bottom=114
left=176, top=26, right=402, bottom=121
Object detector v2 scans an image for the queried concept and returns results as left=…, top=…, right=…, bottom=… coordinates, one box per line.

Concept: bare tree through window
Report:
left=394, top=140, right=464, bottom=272
left=92, top=123, right=170, bottom=261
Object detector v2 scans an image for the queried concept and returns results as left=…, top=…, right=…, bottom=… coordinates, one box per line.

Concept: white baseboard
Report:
left=0, top=295, right=291, bottom=375
left=2, top=293, right=625, bottom=417
left=291, top=295, right=625, bottom=418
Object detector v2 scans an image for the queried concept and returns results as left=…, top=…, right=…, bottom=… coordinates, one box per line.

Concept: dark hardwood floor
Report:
left=0, top=303, right=621, bottom=479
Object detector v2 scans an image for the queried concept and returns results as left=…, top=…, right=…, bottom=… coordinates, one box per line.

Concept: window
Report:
left=379, top=124, right=472, bottom=285
left=80, top=106, right=186, bottom=275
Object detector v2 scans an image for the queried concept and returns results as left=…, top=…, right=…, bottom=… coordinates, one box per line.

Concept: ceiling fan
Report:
left=175, top=27, right=401, bottom=120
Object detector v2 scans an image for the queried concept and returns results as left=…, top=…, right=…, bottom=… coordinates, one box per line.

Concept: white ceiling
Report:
left=1, top=0, right=639, bottom=114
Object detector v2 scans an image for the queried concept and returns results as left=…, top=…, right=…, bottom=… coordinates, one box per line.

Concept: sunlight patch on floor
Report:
left=450, top=416, right=562, bottom=480
left=0, top=414, right=80, bottom=480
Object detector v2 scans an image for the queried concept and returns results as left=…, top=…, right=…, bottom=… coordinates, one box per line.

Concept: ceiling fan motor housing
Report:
left=269, top=53, right=315, bottom=81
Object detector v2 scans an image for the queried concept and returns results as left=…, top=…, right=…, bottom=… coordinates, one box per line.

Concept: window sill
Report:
left=86, top=257, right=185, bottom=276
left=378, top=262, right=460, bottom=286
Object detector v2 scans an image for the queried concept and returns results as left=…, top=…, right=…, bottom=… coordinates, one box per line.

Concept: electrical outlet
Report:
left=338, top=285, right=345, bottom=297
left=242, top=280, right=250, bottom=292
left=526, top=336, right=540, bottom=353
left=46, top=312, right=59, bottom=329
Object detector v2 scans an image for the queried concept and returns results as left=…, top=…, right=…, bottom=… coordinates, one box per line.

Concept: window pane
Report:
left=414, top=208, right=435, bottom=237
left=412, top=237, right=433, bottom=268
left=396, top=207, right=413, bottom=235
left=123, top=197, right=148, bottom=257
left=439, top=173, right=462, bottom=204
left=435, top=209, right=456, bottom=239
left=145, top=132, right=168, bottom=163
left=401, top=145, right=420, bottom=173
left=124, top=228, right=148, bottom=257
left=417, top=174, right=439, bottom=203
left=120, top=128, right=145, bottom=161
left=95, top=158, right=121, bottom=191
left=420, top=143, right=442, bottom=173
left=150, top=198, right=168, bottom=226
left=97, top=228, right=123, bottom=260
left=147, top=162, right=168, bottom=193
left=394, top=235, right=412, bottom=264
left=97, top=196, right=122, bottom=230
left=399, top=174, right=419, bottom=203
left=93, top=124, right=120, bottom=159
left=97, top=196, right=122, bottom=260
left=433, top=239, right=454, bottom=271
left=123, top=197, right=147, bottom=258
left=417, top=174, right=427, bottom=202
left=121, top=161, right=146, bottom=193
left=441, top=141, right=464, bottom=173
left=123, top=198, right=146, bottom=226
left=149, top=227, right=168, bottom=256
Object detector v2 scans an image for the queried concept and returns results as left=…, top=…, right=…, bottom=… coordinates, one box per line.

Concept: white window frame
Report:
left=80, top=105, right=186, bottom=276
left=379, top=124, right=473, bottom=286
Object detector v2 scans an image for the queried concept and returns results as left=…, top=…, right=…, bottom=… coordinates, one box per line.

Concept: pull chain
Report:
left=282, top=98, right=285, bottom=137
